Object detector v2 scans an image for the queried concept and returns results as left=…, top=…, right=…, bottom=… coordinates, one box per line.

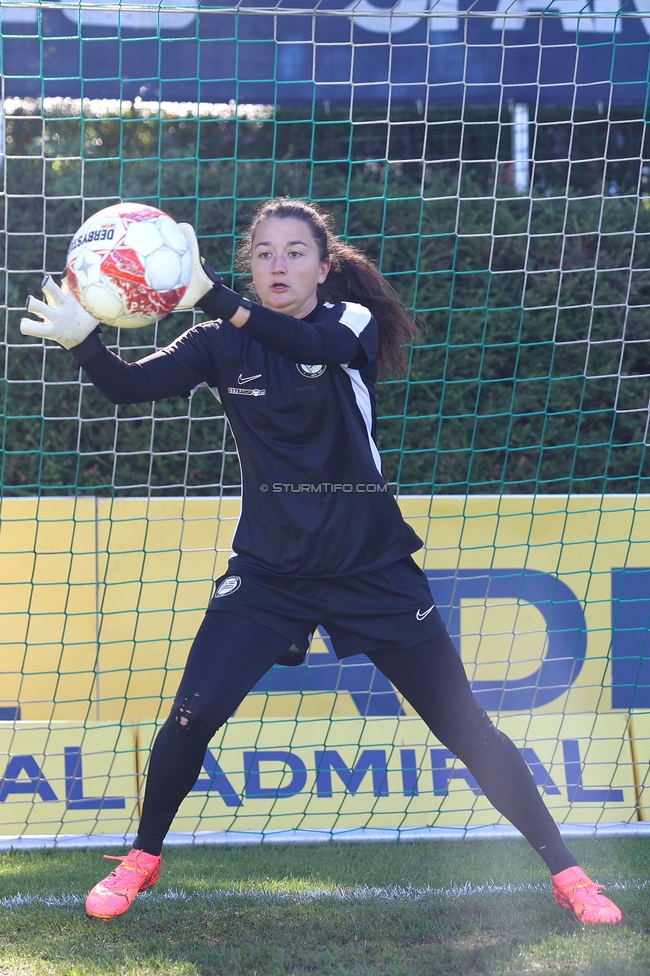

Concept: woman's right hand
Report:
left=20, top=276, right=100, bottom=349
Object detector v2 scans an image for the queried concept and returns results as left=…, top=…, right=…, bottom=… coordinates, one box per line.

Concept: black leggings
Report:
left=135, top=611, right=577, bottom=875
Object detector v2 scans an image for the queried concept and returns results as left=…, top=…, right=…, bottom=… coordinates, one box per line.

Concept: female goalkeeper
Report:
left=22, top=198, right=621, bottom=925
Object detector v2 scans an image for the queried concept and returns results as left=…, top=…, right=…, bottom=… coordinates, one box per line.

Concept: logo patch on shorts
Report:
left=296, top=363, right=327, bottom=378
left=416, top=605, right=435, bottom=620
left=215, top=576, right=241, bottom=598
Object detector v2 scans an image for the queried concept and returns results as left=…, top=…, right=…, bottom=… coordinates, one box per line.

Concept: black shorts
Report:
left=206, top=555, right=445, bottom=661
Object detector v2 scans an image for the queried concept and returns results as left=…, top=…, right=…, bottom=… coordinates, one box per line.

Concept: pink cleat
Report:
left=552, top=866, right=622, bottom=925
left=85, top=849, right=162, bottom=920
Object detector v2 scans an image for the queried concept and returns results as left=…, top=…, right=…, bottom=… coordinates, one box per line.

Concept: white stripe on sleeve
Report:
left=341, top=366, right=382, bottom=474
left=339, top=302, right=372, bottom=337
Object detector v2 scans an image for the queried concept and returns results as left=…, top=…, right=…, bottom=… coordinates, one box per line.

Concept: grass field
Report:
left=0, top=838, right=648, bottom=975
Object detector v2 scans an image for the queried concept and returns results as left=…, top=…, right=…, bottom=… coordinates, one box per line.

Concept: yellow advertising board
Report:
left=0, top=722, right=139, bottom=837
left=135, top=711, right=637, bottom=835
left=0, top=498, right=98, bottom=721
left=626, top=712, right=650, bottom=821
left=1, top=494, right=649, bottom=835
left=0, top=711, right=636, bottom=839
left=2, top=493, right=649, bottom=723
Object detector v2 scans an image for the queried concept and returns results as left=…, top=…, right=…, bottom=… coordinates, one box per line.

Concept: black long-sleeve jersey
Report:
left=73, top=299, right=423, bottom=577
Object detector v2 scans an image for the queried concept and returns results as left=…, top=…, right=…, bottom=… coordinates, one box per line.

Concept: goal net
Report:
left=2, top=0, right=650, bottom=845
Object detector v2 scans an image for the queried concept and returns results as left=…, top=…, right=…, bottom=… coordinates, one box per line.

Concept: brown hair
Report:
left=236, top=198, right=417, bottom=378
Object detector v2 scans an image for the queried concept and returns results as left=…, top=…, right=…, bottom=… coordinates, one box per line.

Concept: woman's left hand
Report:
left=175, top=224, right=223, bottom=310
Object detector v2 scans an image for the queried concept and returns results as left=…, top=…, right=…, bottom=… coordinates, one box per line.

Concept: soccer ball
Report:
left=65, top=202, right=193, bottom=328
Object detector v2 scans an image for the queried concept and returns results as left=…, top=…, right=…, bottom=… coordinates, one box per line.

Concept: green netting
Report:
left=1, top=4, right=650, bottom=844
left=4, top=95, right=650, bottom=496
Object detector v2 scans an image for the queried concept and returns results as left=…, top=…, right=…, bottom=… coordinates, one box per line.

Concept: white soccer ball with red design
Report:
left=65, top=202, right=192, bottom=328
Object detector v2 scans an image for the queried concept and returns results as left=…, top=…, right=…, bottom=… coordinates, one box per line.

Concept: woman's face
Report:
left=250, top=216, right=330, bottom=318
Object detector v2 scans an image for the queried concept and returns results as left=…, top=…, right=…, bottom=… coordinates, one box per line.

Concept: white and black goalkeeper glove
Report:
left=176, top=223, right=248, bottom=320
left=20, top=276, right=99, bottom=350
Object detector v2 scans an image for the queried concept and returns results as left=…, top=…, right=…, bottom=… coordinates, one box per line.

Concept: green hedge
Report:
left=2, top=103, right=649, bottom=495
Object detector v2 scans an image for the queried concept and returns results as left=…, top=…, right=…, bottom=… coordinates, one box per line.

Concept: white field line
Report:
left=1, top=878, right=648, bottom=909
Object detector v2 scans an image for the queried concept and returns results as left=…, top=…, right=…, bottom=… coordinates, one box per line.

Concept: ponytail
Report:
left=237, top=198, right=418, bottom=378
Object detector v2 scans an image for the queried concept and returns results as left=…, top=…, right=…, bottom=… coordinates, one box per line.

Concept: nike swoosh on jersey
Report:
left=238, top=373, right=263, bottom=385
left=416, top=605, right=436, bottom=620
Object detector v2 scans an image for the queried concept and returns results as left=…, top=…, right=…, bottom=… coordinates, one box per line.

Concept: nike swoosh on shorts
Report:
left=416, top=605, right=435, bottom=620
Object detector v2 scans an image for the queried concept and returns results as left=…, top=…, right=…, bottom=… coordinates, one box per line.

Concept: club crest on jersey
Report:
left=215, top=576, right=241, bottom=598
left=297, top=363, right=327, bottom=378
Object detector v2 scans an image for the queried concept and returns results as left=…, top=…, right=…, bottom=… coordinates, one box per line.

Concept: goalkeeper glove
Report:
left=20, top=276, right=100, bottom=350
left=176, top=223, right=248, bottom=321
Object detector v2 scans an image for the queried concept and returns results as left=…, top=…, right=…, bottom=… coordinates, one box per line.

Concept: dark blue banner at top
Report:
left=2, top=0, right=650, bottom=106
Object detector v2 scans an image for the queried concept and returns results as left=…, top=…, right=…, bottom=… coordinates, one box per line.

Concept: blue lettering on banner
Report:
left=401, top=748, right=419, bottom=797
left=431, top=748, right=482, bottom=796
left=0, top=741, right=624, bottom=805
left=431, top=740, right=621, bottom=801
left=428, top=569, right=587, bottom=711
left=0, top=707, right=21, bottom=721
left=0, top=755, right=58, bottom=802
left=519, top=747, right=561, bottom=796
left=562, top=739, right=624, bottom=803
left=433, top=745, right=561, bottom=795
left=192, top=748, right=243, bottom=807
left=253, top=569, right=587, bottom=714
left=243, top=750, right=307, bottom=798
left=3, top=3, right=650, bottom=106
left=64, top=746, right=125, bottom=809
left=315, top=749, right=389, bottom=797
left=611, top=568, right=650, bottom=709
left=0, top=748, right=126, bottom=806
